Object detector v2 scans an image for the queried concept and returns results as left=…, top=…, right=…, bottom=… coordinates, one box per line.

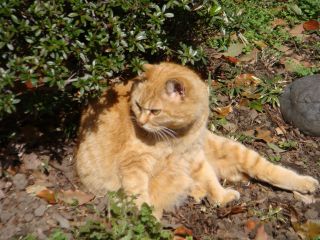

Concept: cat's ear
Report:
left=165, top=80, right=185, bottom=101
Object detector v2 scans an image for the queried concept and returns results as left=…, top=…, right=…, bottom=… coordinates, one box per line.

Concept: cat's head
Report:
left=130, top=62, right=209, bottom=135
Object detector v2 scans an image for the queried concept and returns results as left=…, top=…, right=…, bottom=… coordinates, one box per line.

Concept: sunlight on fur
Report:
left=76, top=62, right=319, bottom=219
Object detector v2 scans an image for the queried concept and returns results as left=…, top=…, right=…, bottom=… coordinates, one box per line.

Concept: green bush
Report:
left=0, top=0, right=216, bottom=118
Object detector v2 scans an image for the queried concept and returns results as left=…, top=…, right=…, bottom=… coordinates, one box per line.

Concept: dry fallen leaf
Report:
left=36, top=188, right=57, bottom=204
left=303, top=20, right=320, bottom=31
left=217, top=204, right=247, bottom=218
left=57, top=189, right=94, bottom=205
left=239, top=98, right=250, bottom=107
left=255, top=225, right=269, bottom=240
left=289, top=23, right=305, bottom=37
left=234, top=74, right=262, bottom=88
left=245, top=219, right=258, bottom=233
left=174, top=226, right=193, bottom=238
left=274, top=45, right=290, bottom=53
left=26, top=184, right=48, bottom=195
left=241, top=91, right=261, bottom=100
left=271, top=18, right=287, bottom=28
left=275, top=127, right=286, bottom=135
left=173, top=237, right=186, bottom=240
left=255, top=128, right=274, bottom=143
left=223, top=43, right=244, bottom=57
left=213, top=104, right=233, bottom=117
left=254, top=40, right=268, bottom=49
left=243, top=129, right=255, bottom=138
left=222, top=55, right=239, bottom=64
left=25, top=81, right=34, bottom=89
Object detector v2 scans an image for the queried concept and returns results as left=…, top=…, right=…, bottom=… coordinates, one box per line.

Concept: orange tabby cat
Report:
left=76, top=62, right=319, bottom=218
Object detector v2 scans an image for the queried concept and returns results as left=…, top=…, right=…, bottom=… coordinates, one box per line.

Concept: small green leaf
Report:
left=7, top=43, right=14, bottom=50
left=11, top=15, right=19, bottom=24
left=248, top=100, right=263, bottom=112
left=267, top=143, right=286, bottom=153
left=164, top=13, right=174, bottom=18
left=291, top=4, right=303, bottom=15
left=68, top=12, right=79, bottom=17
left=136, top=43, right=145, bottom=52
left=135, top=31, right=146, bottom=41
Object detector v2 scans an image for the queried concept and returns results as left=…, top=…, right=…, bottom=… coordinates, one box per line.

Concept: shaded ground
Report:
left=1, top=27, right=320, bottom=240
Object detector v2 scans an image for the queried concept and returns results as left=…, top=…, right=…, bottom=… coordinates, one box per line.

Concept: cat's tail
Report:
left=204, top=130, right=319, bottom=194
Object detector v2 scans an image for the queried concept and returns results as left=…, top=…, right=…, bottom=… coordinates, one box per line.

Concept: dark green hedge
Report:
left=0, top=0, right=219, bottom=117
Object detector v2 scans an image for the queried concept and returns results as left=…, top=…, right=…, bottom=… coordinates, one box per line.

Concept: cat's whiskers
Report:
left=161, top=127, right=177, bottom=138
left=156, top=129, right=168, bottom=142
left=152, top=131, right=160, bottom=142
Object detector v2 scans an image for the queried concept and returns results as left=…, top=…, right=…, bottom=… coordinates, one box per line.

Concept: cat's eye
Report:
left=150, top=109, right=161, bottom=115
left=136, top=101, right=142, bottom=110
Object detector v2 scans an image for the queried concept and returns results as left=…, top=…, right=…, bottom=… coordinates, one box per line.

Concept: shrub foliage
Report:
left=0, top=0, right=215, bottom=117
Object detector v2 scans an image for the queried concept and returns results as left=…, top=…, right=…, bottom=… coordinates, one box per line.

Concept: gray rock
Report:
left=24, top=213, right=34, bottom=222
left=285, top=230, right=299, bottom=240
left=305, top=208, right=318, bottom=219
left=21, top=153, right=42, bottom=170
left=34, top=205, right=47, bottom=217
left=280, top=74, right=320, bottom=136
left=0, top=190, right=5, bottom=200
left=53, top=213, right=70, bottom=229
left=12, top=173, right=28, bottom=190
left=0, top=210, right=15, bottom=222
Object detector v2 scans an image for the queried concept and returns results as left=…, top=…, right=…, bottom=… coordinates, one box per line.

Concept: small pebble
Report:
left=0, top=190, right=5, bottom=199
left=285, top=230, right=299, bottom=240
left=37, top=228, right=48, bottom=240
left=53, top=213, right=70, bottom=229
left=305, top=208, right=318, bottom=219
left=46, top=219, right=57, bottom=227
left=0, top=210, right=15, bottom=222
left=24, top=213, right=34, bottom=222
left=34, top=205, right=47, bottom=217
left=12, top=173, right=28, bottom=191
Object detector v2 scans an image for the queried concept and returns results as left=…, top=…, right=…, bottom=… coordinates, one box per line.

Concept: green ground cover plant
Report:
left=22, top=191, right=172, bottom=240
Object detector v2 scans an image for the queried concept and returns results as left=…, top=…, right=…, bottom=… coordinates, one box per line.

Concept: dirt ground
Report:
left=1, top=36, right=320, bottom=239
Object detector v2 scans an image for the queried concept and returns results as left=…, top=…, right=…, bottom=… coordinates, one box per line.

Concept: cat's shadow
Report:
left=79, top=87, right=121, bottom=135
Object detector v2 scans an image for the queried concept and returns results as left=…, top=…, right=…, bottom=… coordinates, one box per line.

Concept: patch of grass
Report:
left=268, top=154, right=282, bottom=163
left=278, top=140, right=298, bottom=150
left=230, top=133, right=255, bottom=144
left=207, top=0, right=318, bottom=51
left=253, top=205, right=286, bottom=223
left=255, top=76, right=284, bottom=108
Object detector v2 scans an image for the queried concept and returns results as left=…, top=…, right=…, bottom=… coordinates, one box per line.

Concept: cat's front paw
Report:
left=212, top=189, right=240, bottom=206
left=296, top=176, right=319, bottom=193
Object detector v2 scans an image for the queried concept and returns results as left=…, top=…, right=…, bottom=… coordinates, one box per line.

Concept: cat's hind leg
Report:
left=204, top=131, right=319, bottom=193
